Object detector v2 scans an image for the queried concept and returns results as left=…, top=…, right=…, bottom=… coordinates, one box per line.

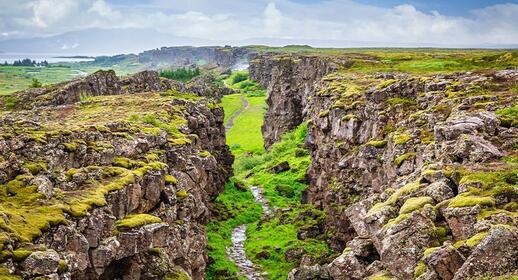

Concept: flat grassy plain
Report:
left=247, top=46, right=518, bottom=73
left=226, top=95, right=266, bottom=155
left=0, top=57, right=142, bottom=95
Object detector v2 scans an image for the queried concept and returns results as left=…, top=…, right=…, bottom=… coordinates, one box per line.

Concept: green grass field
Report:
left=226, top=95, right=266, bottom=155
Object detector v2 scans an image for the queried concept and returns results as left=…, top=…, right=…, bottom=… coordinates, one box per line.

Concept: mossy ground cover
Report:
left=231, top=124, right=330, bottom=279
left=0, top=91, right=202, bottom=263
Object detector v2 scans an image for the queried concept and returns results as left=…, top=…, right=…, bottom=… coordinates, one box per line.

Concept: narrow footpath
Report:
left=225, top=95, right=249, bottom=132
left=226, top=186, right=270, bottom=280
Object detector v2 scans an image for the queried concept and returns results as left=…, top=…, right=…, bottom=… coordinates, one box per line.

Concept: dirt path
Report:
left=226, top=186, right=270, bottom=280
left=225, top=95, right=249, bottom=132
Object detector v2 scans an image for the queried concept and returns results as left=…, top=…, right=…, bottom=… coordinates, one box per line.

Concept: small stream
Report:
left=226, top=186, right=270, bottom=279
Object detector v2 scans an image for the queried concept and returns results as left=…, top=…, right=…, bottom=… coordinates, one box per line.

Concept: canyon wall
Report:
left=249, top=53, right=352, bottom=148
left=0, top=71, right=233, bottom=279
left=138, top=46, right=251, bottom=70
left=252, top=54, right=518, bottom=279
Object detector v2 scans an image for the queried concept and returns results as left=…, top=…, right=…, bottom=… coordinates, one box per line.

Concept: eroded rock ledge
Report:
left=253, top=54, right=518, bottom=279
left=0, top=71, right=233, bottom=279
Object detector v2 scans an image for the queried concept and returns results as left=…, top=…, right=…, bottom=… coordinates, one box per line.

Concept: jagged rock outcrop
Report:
left=253, top=53, right=518, bottom=279
left=0, top=71, right=233, bottom=279
left=185, top=73, right=234, bottom=101
left=10, top=70, right=190, bottom=109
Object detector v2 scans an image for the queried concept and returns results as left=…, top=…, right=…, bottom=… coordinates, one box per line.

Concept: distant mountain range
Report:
left=0, top=28, right=516, bottom=55
left=0, top=28, right=211, bottom=55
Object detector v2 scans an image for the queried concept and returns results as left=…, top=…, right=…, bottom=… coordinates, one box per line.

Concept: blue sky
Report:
left=1, top=0, right=517, bottom=47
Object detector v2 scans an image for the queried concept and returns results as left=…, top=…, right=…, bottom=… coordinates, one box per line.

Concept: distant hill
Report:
left=0, top=28, right=211, bottom=54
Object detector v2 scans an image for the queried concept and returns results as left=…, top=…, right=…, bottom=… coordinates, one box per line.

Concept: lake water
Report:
left=0, top=53, right=95, bottom=64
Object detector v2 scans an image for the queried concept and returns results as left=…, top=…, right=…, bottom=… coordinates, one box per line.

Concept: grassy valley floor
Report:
left=207, top=73, right=331, bottom=279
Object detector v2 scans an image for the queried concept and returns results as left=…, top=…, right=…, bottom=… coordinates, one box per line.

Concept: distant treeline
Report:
left=160, top=67, right=200, bottom=82
left=2, top=58, right=49, bottom=67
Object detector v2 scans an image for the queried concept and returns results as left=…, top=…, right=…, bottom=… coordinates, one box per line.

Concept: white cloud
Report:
left=0, top=0, right=516, bottom=47
left=88, top=0, right=121, bottom=19
left=30, top=0, right=79, bottom=28
left=264, top=3, right=283, bottom=36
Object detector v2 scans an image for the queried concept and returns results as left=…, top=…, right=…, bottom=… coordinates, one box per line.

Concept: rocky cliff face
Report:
left=254, top=54, right=518, bottom=279
left=138, top=46, right=251, bottom=70
left=250, top=54, right=352, bottom=148
left=0, top=71, right=233, bottom=279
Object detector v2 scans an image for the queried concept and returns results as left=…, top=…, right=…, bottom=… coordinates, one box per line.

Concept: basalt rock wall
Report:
left=254, top=53, right=518, bottom=279
left=0, top=71, right=233, bottom=279
left=249, top=54, right=352, bottom=148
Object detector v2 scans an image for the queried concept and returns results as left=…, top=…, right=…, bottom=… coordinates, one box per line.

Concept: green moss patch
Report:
left=23, top=161, right=48, bottom=175
left=114, top=214, right=162, bottom=233
left=387, top=98, right=417, bottom=106
left=448, top=193, right=495, bottom=208
left=394, top=152, right=416, bottom=167
left=367, top=181, right=422, bottom=216
left=165, top=175, right=178, bottom=185
left=399, top=196, right=433, bottom=214
left=377, top=79, right=396, bottom=89
left=392, top=132, right=412, bottom=145
left=454, top=231, right=489, bottom=248
left=367, top=140, right=387, bottom=148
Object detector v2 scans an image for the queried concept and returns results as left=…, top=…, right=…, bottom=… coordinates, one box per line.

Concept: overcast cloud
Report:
left=0, top=0, right=517, bottom=46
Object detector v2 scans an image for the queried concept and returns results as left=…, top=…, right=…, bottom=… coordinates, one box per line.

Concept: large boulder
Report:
left=288, top=264, right=330, bottom=280
left=380, top=212, right=436, bottom=279
left=21, top=250, right=61, bottom=277
left=424, top=244, right=465, bottom=280
left=452, top=227, right=518, bottom=279
left=327, top=250, right=368, bottom=280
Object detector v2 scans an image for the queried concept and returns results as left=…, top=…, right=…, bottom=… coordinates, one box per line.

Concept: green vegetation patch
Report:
left=206, top=180, right=262, bottom=279
left=224, top=71, right=265, bottom=96
left=0, top=175, right=66, bottom=243
left=496, top=104, right=518, bottom=128
left=392, top=132, right=413, bottom=145
left=449, top=168, right=517, bottom=208
left=399, top=196, right=433, bottom=214
left=114, top=214, right=162, bottom=233
left=226, top=95, right=266, bottom=155
left=241, top=125, right=331, bottom=279
left=221, top=94, right=245, bottom=124
left=454, top=231, right=489, bottom=248
left=367, top=140, right=387, bottom=148
left=367, top=181, right=422, bottom=216
left=387, top=97, right=417, bottom=106
left=394, top=152, right=416, bottom=167
left=160, top=67, right=200, bottom=82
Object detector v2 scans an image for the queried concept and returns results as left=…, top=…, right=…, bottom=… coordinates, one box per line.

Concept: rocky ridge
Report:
left=0, top=71, right=233, bottom=279
left=252, top=54, right=518, bottom=279
left=138, top=46, right=251, bottom=70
